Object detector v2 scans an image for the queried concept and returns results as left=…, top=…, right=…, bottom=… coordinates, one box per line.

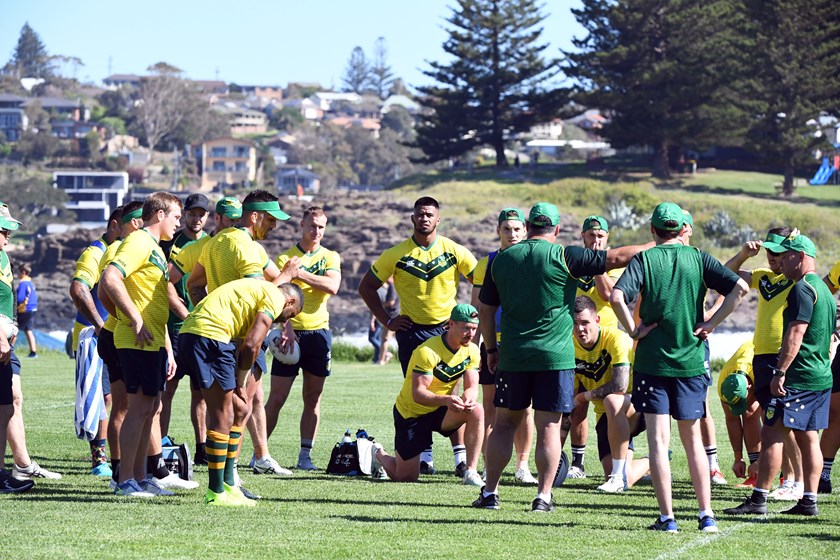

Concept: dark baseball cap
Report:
left=184, top=193, right=211, bottom=212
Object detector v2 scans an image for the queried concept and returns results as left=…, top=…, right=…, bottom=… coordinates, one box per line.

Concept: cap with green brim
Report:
left=450, top=303, right=479, bottom=324
left=243, top=200, right=290, bottom=221
left=215, top=196, right=242, bottom=219
left=0, top=202, right=21, bottom=231
left=761, top=233, right=817, bottom=258
left=121, top=208, right=143, bottom=224
left=721, top=372, right=749, bottom=416
left=582, top=215, right=609, bottom=233
left=682, top=210, right=693, bottom=227
left=528, top=202, right=560, bottom=227
left=498, top=207, right=525, bottom=225
left=650, top=202, right=684, bottom=231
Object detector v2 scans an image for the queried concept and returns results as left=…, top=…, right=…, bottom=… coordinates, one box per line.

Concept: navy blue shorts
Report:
left=0, top=350, right=20, bottom=405
left=764, top=388, right=830, bottom=431
left=253, top=339, right=268, bottom=376
left=595, top=411, right=646, bottom=460
left=478, top=341, right=495, bottom=385
left=631, top=371, right=708, bottom=420
left=179, top=333, right=237, bottom=392
left=752, top=353, right=778, bottom=411
left=272, top=329, right=332, bottom=377
left=494, top=369, right=575, bottom=413
left=17, top=311, right=35, bottom=331
left=393, top=405, right=455, bottom=460
left=831, top=351, right=840, bottom=394
left=169, top=330, right=198, bottom=390
left=97, top=328, right=123, bottom=385
left=395, top=323, right=447, bottom=377
left=118, top=347, right=167, bottom=396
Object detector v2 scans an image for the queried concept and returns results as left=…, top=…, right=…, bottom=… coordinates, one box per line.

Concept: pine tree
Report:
left=341, top=46, right=372, bottom=94
left=370, top=37, right=395, bottom=100
left=744, top=0, right=840, bottom=196
left=563, top=0, right=755, bottom=178
left=7, top=23, right=53, bottom=78
left=414, top=0, right=561, bottom=167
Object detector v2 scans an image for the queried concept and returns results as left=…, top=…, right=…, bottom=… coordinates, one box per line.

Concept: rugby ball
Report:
left=0, top=314, right=18, bottom=340
left=266, top=329, right=300, bottom=365
left=552, top=450, right=570, bottom=488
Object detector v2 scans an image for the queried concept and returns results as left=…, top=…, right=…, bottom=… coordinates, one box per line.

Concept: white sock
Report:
left=452, top=444, right=466, bottom=467
left=611, top=458, right=626, bottom=477
left=699, top=509, right=714, bottom=520
left=420, top=449, right=434, bottom=465
left=705, top=446, right=719, bottom=471
left=537, top=492, right=552, bottom=503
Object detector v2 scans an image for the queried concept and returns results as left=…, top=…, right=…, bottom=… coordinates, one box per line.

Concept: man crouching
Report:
left=374, top=304, right=484, bottom=485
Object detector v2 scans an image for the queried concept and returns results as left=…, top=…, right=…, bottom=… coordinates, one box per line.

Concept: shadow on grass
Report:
left=794, top=532, right=839, bottom=542
left=332, top=514, right=576, bottom=528
left=654, top=180, right=840, bottom=207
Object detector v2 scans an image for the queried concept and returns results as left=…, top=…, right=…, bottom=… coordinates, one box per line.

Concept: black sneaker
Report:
left=454, top=461, right=467, bottom=478
left=239, top=486, right=262, bottom=500
left=193, top=448, right=208, bottom=467
left=0, top=469, right=35, bottom=493
left=781, top=500, right=818, bottom=516
left=723, top=496, right=767, bottom=515
left=472, top=486, right=500, bottom=510
left=420, top=461, right=436, bottom=475
left=531, top=497, right=554, bottom=513
left=649, top=517, right=678, bottom=532
left=817, top=475, right=832, bottom=494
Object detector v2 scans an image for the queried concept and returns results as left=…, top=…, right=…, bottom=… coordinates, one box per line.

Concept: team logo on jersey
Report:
left=148, top=250, right=168, bottom=279
left=758, top=275, right=792, bottom=301
left=301, top=258, right=327, bottom=276
left=397, top=252, right=458, bottom=282
left=433, top=356, right=471, bottom=383
left=577, top=276, right=595, bottom=292
left=575, top=350, right=612, bottom=382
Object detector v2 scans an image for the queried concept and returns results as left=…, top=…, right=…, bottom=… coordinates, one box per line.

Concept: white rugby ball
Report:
left=0, top=314, right=18, bottom=340
left=266, top=329, right=301, bottom=365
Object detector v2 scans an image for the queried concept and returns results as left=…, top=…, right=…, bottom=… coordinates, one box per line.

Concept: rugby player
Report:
left=817, top=259, right=840, bottom=494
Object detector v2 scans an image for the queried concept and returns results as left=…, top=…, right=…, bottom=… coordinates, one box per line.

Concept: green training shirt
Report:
left=783, top=272, right=835, bottom=391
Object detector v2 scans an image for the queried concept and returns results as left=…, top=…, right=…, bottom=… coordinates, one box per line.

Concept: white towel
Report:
left=74, top=326, right=107, bottom=441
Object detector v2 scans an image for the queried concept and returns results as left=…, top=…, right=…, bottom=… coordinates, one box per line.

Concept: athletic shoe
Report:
left=239, top=486, right=262, bottom=500
left=780, top=500, right=818, bottom=516
left=248, top=453, right=256, bottom=469
left=648, top=517, right=679, bottom=532
left=296, top=456, right=319, bottom=471
left=463, top=469, right=484, bottom=486
left=566, top=465, right=586, bottom=479
left=91, top=462, right=113, bottom=478
left=515, top=468, right=537, bottom=485
left=698, top=515, right=719, bottom=533
left=420, top=461, right=436, bottom=475
left=223, top=482, right=256, bottom=507
left=531, top=497, right=554, bottom=513
left=253, top=456, right=293, bottom=476
left=735, top=475, right=757, bottom=489
left=371, top=442, right=387, bottom=479
left=770, top=480, right=802, bottom=501
left=154, top=472, right=199, bottom=490
left=140, top=478, right=174, bottom=496
left=454, top=461, right=467, bottom=478
left=723, top=497, right=767, bottom=515
left=597, top=474, right=627, bottom=494
left=12, top=462, right=62, bottom=480
left=710, top=469, right=727, bottom=485
left=26, top=352, right=37, bottom=359
left=472, top=486, right=500, bottom=510
left=108, top=479, right=118, bottom=492
left=818, top=474, right=832, bottom=494
left=0, top=469, right=34, bottom=493
left=205, top=489, right=250, bottom=507
left=114, top=479, right=155, bottom=498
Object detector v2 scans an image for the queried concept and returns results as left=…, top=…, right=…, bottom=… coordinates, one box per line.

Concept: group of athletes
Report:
left=0, top=190, right=836, bottom=530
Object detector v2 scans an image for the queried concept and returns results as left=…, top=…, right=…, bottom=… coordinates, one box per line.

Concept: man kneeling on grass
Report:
left=373, top=304, right=484, bottom=485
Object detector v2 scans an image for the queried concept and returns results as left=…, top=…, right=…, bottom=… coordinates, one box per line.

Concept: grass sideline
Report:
left=2, top=352, right=838, bottom=559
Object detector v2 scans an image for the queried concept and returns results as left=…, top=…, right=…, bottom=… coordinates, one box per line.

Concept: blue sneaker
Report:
left=698, top=515, right=719, bottom=533
left=649, top=517, right=679, bottom=533
left=91, top=463, right=113, bottom=478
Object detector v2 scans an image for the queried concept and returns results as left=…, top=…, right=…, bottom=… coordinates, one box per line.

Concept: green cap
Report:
left=682, top=210, right=693, bottom=227
left=764, top=232, right=786, bottom=245
left=121, top=207, right=143, bottom=224
left=720, top=372, right=749, bottom=416
left=762, top=232, right=817, bottom=258
left=243, top=200, right=290, bottom=221
left=450, top=303, right=479, bottom=324
left=498, top=207, right=525, bottom=225
left=650, top=202, right=684, bottom=231
left=582, top=215, right=609, bottom=233
left=215, top=196, right=243, bottom=219
left=0, top=202, right=21, bottom=231
left=528, top=202, right=560, bottom=227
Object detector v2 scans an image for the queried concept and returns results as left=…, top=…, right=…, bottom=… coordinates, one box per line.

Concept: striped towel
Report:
left=74, top=326, right=107, bottom=441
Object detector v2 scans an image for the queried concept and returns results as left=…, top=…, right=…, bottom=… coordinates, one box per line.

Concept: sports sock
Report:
left=482, top=487, right=498, bottom=498
left=750, top=488, right=768, bottom=504
left=747, top=452, right=760, bottom=466
left=823, top=457, right=834, bottom=478
left=536, top=492, right=552, bottom=503
left=699, top=509, right=714, bottom=519
left=571, top=445, right=586, bottom=469
left=611, top=458, right=626, bottom=477
left=90, top=438, right=108, bottom=466
left=299, top=438, right=314, bottom=460
left=452, top=444, right=466, bottom=468
left=224, top=426, right=243, bottom=487
left=110, top=459, right=120, bottom=482
left=802, top=492, right=817, bottom=504
left=659, top=514, right=673, bottom=523
left=705, top=446, right=720, bottom=471
left=147, top=453, right=170, bottom=479
left=206, top=430, right=229, bottom=494
left=420, top=449, right=434, bottom=465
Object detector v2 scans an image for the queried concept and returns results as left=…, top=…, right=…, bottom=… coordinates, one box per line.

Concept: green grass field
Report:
left=2, top=351, right=838, bottom=559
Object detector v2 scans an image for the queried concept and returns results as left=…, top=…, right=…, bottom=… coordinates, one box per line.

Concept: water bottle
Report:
left=342, top=429, right=352, bottom=443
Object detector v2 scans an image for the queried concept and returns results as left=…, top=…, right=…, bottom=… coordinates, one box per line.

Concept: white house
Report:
left=53, top=171, right=129, bottom=223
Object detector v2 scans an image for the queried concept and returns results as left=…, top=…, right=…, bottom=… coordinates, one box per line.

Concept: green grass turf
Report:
left=2, top=351, right=838, bottom=559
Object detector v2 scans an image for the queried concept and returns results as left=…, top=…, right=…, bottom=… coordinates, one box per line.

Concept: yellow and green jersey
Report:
left=198, top=227, right=270, bottom=293
left=573, top=325, right=634, bottom=417
left=716, top=340, right=754, bottom=401
left=395, top=335, right=480, bottom=419
left=276, top=243, right=340, bottom=331
left=473, top=252, right=502, bottom=343
left=0, top=251, right=13, bottom=319
left=180, top=278, right=287, bottom=343
left=71, top=236, right=109, bottom=348
left=576, top=267, right=623, bottom=328
left=108, top=229, right=169, bottom=351
left=98, top=239, right=123, bottom=332
left=168, top=234, right=213, bottom=331
left=826, top=260, right=840, bottom=292
left=371, top=235, right=476, bottom=325
left=750, top=268, right=793, bottom=355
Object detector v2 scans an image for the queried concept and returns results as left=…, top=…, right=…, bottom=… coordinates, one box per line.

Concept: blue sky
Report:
left=2, top=0, right=583, bottom=91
